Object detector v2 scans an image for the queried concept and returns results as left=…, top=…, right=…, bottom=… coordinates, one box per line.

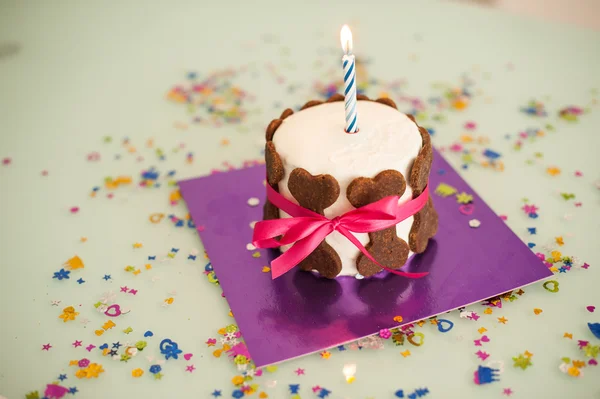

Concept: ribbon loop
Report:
left=252, top=184, right=430, bottom=279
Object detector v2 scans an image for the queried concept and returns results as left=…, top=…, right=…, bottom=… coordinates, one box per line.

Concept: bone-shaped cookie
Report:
left=346, top=170, right=410, bottom=277
left=288, top=168, right=342, bottom=278
left=409, top=196, right=438, bottom=253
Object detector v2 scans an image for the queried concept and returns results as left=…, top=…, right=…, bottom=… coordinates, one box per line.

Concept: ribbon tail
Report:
left=337, top=226, right=429, bottom=279
left=271, top=224, right=333, bottom=279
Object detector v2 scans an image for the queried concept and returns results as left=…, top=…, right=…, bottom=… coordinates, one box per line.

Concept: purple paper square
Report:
left=179, top=149, right=552, bottom=367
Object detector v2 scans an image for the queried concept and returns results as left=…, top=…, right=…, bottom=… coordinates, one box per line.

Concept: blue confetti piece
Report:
left=483, top=149, right=501, bottom=159
left=436, top=319, right=454, bottom=333
left=288, top=384, right=300, bottom=394
left=527, top=227, right=537, bottom=235
left=587, top=323, right=600, bottom=339
left=527, top=243, right=536, bottom=248
left=144, top=331, right=154, bottom=337
left=474, top=365, right=500, bottom=385
left=395, top=390, right=404, bottom=398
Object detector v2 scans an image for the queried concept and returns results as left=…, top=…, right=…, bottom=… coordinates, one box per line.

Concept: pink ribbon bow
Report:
left=252, top=184, right=430, bottom=279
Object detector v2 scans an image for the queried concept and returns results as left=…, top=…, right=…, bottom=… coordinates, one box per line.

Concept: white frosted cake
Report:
left=263, top=94, right=438, bottom=279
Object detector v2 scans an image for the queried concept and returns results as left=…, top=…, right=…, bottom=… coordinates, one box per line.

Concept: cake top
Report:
left=273, top=100, right=422, bottom=216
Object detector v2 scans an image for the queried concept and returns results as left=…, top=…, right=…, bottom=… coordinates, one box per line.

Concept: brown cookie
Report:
left=326, top=93, right=344, bottom=102
left=356, top=94, right=370, bottom=101
left=346, top=170, right=407, bottom=208
left=265, top=119, right=283, bottom=142
left=409, top=197, right=438, bottom=253
left=409, top=126, right=433, bottom=198
left=300, top=100, right=323, bottom=110
left=280, top=108, right=294, bottom=120
left=265, top=141, right=284, bottom=187
left=347, top=170, right=410, bottom=276
left=375, top=97, right=397, bottom=109
left=263, top=199, right=280, bottom=221
left=357, top=228, right=410, bottom=277
left=298, top=241, right=342, bottom=279
left=288, top=168, right=340, bottom=215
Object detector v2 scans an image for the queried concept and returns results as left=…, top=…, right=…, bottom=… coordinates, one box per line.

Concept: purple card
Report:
left=179, top=149, right=552, bottom=367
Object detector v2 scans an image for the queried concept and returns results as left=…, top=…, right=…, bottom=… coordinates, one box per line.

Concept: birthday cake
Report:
left=262, top=93, right=438, bottom=279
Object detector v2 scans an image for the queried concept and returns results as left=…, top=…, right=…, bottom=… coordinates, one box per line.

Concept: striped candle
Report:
left=340, top=25, right=358, bottom=133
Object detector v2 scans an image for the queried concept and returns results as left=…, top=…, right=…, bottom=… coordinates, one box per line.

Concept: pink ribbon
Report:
left=252, top=184, right=430, bottom=279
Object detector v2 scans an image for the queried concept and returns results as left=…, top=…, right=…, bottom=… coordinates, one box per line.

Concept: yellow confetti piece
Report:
left=145, top=264, right=152, bottom=270
left=393, top=315, right=403, bottom=323
left=131, top=368, right=144, bottom=378
left=456, top=192, right=473, bottom=204
left=320, top=351, right=331, bottom=359
left=416, top=320, right=425, bottom=327
left=547, top=167, right=561, bottom=176
left=69, top=360, right=79, bottom=366
left=231, top=375, right=244, bottom=386
left=94, top=330, right=104, bottom=336
left=265, top=365, right=278, bottom=373
left=497, top=316, right=508, bottom=324
left=80, top=237, right=87, bottom=243
left=533, top=308, right=543, bottom=315
left=400, top=350, right=411, bottom=357
left=483, top=308, right=493, bottom=315
left=133, top=269, right=141, bottom=275
left=102, top=320, right=116, bottom=330
left=429, top=319, right=438, bottom=325
left=64, top=256, right=84, bottom=270
left=555, top=237, right=564, bottom=246
left=149, top=213, right=165, bottom=223
left=551, top=251, right=562, bottom=262
left=478, top=327, right=487, bottom=334
left=164, top=297, right=174, bottom=304
left=435, top=183, right=458, bottom=197
left=213, top=349, right=223, bottom=358
left=573, top=360, right=586, bottom=368
left=261, top=266, right=271, bottom=273
left=564, top=332, right=573, bottom=339
left=567, top=366, right=580, bottom=377
left=133, top=242, right=143, bottom=249
left=217, top=328, right=227, bottom=335
left=252, top=252, right=261, bottom=258
left=524, top=350, right=534, bottom=358
left=75, top=369, right=87, bottom=379
left=259, top=392, right=268, bottom=398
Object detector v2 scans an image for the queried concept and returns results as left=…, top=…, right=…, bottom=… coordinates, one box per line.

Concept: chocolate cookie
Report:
left=265, top=118, right=283, bottom=142
left=288, top=167, right=342, bottom=278
left=265, top=141, right=284, bottom=187
left=409, top=126, right=433, bottom=198
left=288, top=168, right=340, bottom=215
left=347, top=170, right=411, bottom=277
left=408, top=197, right=438, bottom=253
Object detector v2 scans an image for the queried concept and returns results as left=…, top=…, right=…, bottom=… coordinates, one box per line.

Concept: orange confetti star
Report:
left=429, top=319, right=438, bottom=325
left=400, top=350, right=411, bottom=358
left=564, top=333, right=573, bottom=339
left=64, top=256, right=84, bottom=270
left=483, top=308, right=493, bottom=315
left=416, top=320, right=426, bottom=327
left=478, top=327, right=488, bottom=334
left=497, top=317, right=508, bottom=324
left=555, top=237, right=564, bottom=246
left=320, top=351, right=331, bottom=359
left=546, top=167, right=561, bottom=176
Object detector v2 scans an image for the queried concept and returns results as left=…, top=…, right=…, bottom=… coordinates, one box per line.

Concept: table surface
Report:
left=0, top=1, right=599, bottom=398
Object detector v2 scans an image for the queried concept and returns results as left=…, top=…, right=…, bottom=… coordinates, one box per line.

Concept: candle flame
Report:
left=340, top=25, right=353, bottom=54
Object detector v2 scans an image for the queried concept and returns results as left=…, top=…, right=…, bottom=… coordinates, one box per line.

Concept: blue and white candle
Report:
left=340, top=25, right=358, bottom=134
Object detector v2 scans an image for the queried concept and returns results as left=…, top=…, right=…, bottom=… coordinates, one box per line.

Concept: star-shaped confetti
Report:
left=401, top=350, right=411, bottom=357
left=211, top=390, right=222, bottom=398
left=52, top=269, right=71, bottom=280
left=185, top=365, right=195, bottom=372
left=320, top=351, right=331, bottom=359
left=58, top=374, right=67, bottom=381
left=497, top=317, right=508, bottom=324
left=103, top=275, right=112, bottom=281
left=456, top=192, right=474, bottom=204
left=42, top=343, right=52, bottom=351
left=72, top=340, right=82, bottom=348
left=295, top=368, right=305, bottom=376
left=503, top=388, right=513, bottom=396
left=513, top=354, right=532, bottom=370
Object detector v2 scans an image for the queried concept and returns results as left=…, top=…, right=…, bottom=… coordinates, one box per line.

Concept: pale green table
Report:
left=1, top=1, right=599, bottom=398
